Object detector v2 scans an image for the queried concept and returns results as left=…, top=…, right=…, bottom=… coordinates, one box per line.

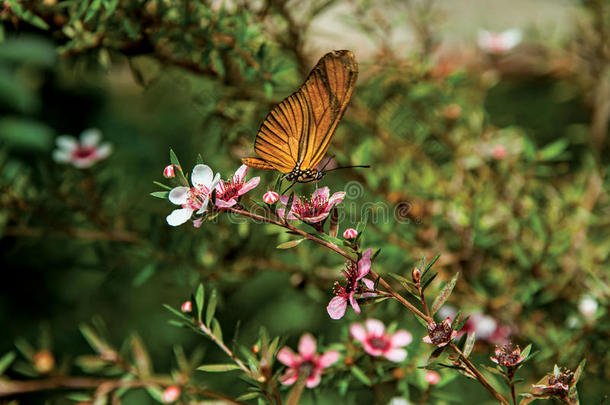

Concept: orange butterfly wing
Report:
left=242, top=50, right=358, bottom=174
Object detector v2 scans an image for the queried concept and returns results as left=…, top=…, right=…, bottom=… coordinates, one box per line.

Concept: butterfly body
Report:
left=243, top=49, right=358, bottom=183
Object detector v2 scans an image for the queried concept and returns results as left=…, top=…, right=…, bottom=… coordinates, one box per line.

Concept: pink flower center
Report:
left=293, top=195, right=328, bottom=218
left=217, top=176, right=243, bottom=201
left=71, top=146, right=97, bottom=160
left=333, top=262, right=360, bottom=297
left=184, top=186, right=210, bottom=211
left=298, top=360, right=315, bottom=377
left=368, top=336, right=389, bottom=351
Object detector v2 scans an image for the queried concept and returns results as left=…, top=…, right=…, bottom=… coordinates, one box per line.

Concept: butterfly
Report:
left=242, top=49, right=359, bottom=183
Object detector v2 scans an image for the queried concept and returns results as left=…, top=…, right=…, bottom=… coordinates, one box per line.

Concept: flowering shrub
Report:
left=1, top=1, right=608, bottom=405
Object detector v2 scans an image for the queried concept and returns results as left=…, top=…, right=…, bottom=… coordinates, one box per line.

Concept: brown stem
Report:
left=449, top=342, right=510, bottom=405
left=198, top=320, right=252, bottom=377
left=0, top=377, right=246, bottom=404
left=226, top=206, right=507, bottom=404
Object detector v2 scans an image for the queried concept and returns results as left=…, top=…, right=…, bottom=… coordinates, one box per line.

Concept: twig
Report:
left=198, top=320, right=252, bottom=378
left=225, top=205, right=508, bottom=403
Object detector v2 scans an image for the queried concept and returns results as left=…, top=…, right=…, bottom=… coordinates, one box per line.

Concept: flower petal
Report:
left=191, top=164, right=213, bottom=188
left=73, top=157, right=96, bottom=169
left=422, top=336, right=433, bottom=344
left=312, top=186, right=330, bottom=201
left=196, top=195, right=211, bottom=214
left=215, top=198, right=237, bottom=208
left=318, top=350, right=339, bottom=368
left=80, top=128, right=102, bottom=147
left=298, top=333, right=316, bottom=359
left=385, top=348, right=407, bottom=363
left=279, top=370, right=298, bottom=386
left=328, top=191, right=346, bottom=206
left=169, top=187, right=190, bottom=205
left=390, top=330, right=413, bottom=347
left=56, top=135, right=77, bottom=151
left=349, top=323, right=367, bottom=342
left=362, top=278, right=375, bottom=290
left=96, top=143, right=112, bottom=160
left=365, top=319, right=385, bottom=336
left=349, top=294, right=361, bottom=314
left=305, top=373, right=321, bottom=388
left=52, top=149, right=71, bottom=163
left=238, top=177, right=260, bottom=196
left=166, top=208, right=193, bottom=226
left=277, top=347, right=299, bottom=367
left=234, top=164, right=248, bottom=182
left=327, top=296, right=348, bottom=320
left=299, top=212, right=330, bottom=223
left=357, top=252, right=372, bottom=279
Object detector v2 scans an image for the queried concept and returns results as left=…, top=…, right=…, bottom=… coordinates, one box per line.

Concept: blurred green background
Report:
left=0, top=0, right=608, bottom=404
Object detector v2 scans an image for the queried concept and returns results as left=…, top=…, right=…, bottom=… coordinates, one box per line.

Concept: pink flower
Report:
left=327, top=249, right=376, bottom=320
left=181, top=301, right=192, bottom=312
left=277, top=333, right=339, bottom=388
left=215, top=164, right=260, bottom=208
left=422, top=318, right=458, bottom=347
left=277, top=187, right=345, bottom=224
left=425, top=370, right=441, bottom=385
left=350, top=319, right=412, bottom=362
left=343, top=228, right=358, bottom=239
left=52, top=128, right=112, bottom=169
left=166, top=164, right=221, bottom=226
left=161, top=385, right=181, bottom=403
left=438, top=306, right=511, bottom=345
left=490, top=344, right=526, bottom=368
left=163, top=164, right=178, bottom=178
left=492, top=144, right=507, bottom=160
left=478, top=29, right=521, bottom=54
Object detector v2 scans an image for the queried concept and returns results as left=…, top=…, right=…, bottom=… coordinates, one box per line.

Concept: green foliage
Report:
left=1, top=0, right=609, bottom=404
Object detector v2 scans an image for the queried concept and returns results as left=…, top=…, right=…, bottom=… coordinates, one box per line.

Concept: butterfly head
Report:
left=286, top=166, right=326, bottom=183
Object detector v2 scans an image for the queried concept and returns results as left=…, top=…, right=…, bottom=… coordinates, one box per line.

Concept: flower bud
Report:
left=412, top=267, right=421, bottom=284
left=263, top=190, right=279, bottom=204
left=162, top=386, right=181, bottom=403
left=163, top=164, right=177, bottom=178
left=33, top=350, right=55, bottom=374
left=251, top=344, right=260, bottom=354
left=343, top=228, right=358, bottom=239
left=425, top=370, right=441, bottom=385
left=442, top=103, right=462, bottom=120
left=492, top=144, right=507, bottom=160
left=181, top=300, right=192, bottom=313
left=578, top=296, right=598, bottom=319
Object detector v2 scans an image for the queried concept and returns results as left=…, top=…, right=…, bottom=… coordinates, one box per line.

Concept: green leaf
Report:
left=144, top=386, right=164, bottom=403
left=430, top=272, right=459, bottom=315
left=197, top=363, right=241, bottom=372
left=424, top=254, right=441, bottom=273
left=196, top=284, right=205, bottom=323
left=84, top=0, right=102, bottom=22
left=463, top=332, right=476, bottom=358
left=79, top=325, right=109, bottom=354
left=162, top=304, right=192, bottom=323
left=133, top=263, right=156, bottom=286
left=0, top=351, right=16, bottom=375
left=350, top=366, right=372, bottom=386
left=538, top=139, right=569, bottom=161
left=277, top=238, right=305, bottom=249
left=6, top=1, right=49, bottom=29
left=149, top=191, right=169, bottom=199
left=205, top=290, right=217, bottom=326
left=0, top=117, right=53, bottom=151
left=211, top=318, right=223, bottom=341
left=169, top=149, right=181, bottom=167
left=153, top=181, right=172, bottom=190
left=283, top=192, right=295, bottom=222
left=236, top=392, right=261, bottom=401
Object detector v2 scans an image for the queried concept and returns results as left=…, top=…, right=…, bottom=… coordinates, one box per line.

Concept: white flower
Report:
left=166, top=164, right=220, bottom=227
left=578, top=296, right=598, bottom=319
left=478, top=29, right=522, bottom=54
left=52, top=128, right=112, bottom=168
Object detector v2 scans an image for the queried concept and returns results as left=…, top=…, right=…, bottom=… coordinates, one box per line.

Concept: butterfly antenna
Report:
left=325, top=164, right=371, bottom=172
